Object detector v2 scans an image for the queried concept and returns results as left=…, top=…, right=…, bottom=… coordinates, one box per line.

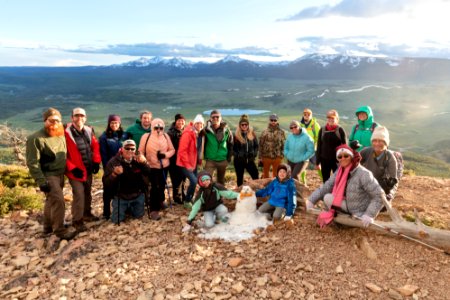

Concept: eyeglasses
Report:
left=124, top=148, right=136, bottom=151
left=337, top=154, right=350, bottom=160
left=270, top=119, right=278, bottom=122
left=153, top=127, right=163, bottom=131
left=47, top=119, right=61, bottom=124
left=211, top=115, right=220, bottom=119
left=290, top=126, right=298, bottom=129
left=240, top=123, right=248, bottom=127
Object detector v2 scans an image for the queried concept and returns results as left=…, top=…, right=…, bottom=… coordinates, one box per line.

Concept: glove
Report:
left=92, top=163, right=100, bottom=174
left=39, top=182, right=51, bottom=193
left=284, top=215, right=292, bottom=221
left=71, top=168, right=84, bottom=179
left=182, top=223, right=192, bottom=233
left=157, top=151, right=165, bottom=160
left=361, top=215, right=373, bottom=228
left=350, top=140, right=362, bottom=150
left=305, top=200, right=314, bottom=211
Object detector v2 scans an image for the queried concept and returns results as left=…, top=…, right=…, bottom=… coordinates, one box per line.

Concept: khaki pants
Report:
left=204, top=160, right=228, bottom=185
left=44, top=175, right=66, bottom=232
left=69, top=174, right=93, bottom=222
left=261, top=157, right=282, bottom=178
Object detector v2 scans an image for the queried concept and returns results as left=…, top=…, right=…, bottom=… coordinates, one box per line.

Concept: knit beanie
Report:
left=108, top=114, right=121, bottom=123
left=193, top=114, right=205, bottom=124
left=239, top=114, right=249, bottom=124
left=336, top=144, right=361, bottom=168
left=175, top=113, right=185, bottom=121
left=197, top=171, right=212, bottom=187
left=371, top=126, right=390, bottom=146
left=42, top=107, right=62, bottom=121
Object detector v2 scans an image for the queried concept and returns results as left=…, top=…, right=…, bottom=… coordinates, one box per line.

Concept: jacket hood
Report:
left=276, top=163, right=292, bottom=180
left=355, top=105, right=375, bottom=128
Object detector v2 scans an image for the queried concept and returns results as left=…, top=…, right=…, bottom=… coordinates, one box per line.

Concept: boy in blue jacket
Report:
left=256, top=164, right=297, bottom=221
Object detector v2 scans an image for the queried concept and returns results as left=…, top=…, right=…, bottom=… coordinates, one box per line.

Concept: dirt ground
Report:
left=0, top=171, right=449, bottom=300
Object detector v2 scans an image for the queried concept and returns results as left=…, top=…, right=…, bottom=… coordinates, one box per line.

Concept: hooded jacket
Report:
left=125, top=119, right=151, bottom=147
left=300, top=117, right=321, bottom=148
left=255, top=164, right=297, bottom=217
left=138, top=118, right=175, bottom=169
left=349, top=106, right=378, bottom=151
left=176, top=123, right=203, bottom=170
left=284, top=129, right=315, bottom=163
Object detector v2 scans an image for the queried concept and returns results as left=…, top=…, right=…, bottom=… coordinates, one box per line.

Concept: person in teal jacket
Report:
left=255, top=164, right=296, bottom=221
left=349, top=106, right=378, bottom=151
left=183, top=171, right=238, bottom=231
left=284, top=120, right=315, bottom=183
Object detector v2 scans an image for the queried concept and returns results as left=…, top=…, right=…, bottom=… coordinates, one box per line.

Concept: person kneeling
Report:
left=183, top=171, right=238, bottom=231
left=255, top=163, right=296, bottom=221
left=306, top=144, right=385, bottom=228
left=103, top=140, right=152, bottom=224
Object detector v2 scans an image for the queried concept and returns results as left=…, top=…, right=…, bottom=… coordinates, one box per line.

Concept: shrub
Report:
left=0, top=182, right=43, bottom=217
left=0, top=166, right=36, bottom=188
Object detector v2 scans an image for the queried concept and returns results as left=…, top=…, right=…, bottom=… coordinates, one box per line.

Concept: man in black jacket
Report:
left=103, top=140, right=152, bottom=223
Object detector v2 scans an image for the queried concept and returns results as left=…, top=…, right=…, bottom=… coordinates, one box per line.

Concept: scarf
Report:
left=316, top=164, right=351, bottom=228
left=325, top=124, right=338, bottom=131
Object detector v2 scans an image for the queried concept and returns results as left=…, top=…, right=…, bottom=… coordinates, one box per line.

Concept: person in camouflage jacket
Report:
left=259, top=114, right=286, bottom=178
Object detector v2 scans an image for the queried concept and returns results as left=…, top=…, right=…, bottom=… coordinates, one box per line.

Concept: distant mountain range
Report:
left=1, top=53, right=450, bottom=83
left=99, top=54, right=450, bottom=81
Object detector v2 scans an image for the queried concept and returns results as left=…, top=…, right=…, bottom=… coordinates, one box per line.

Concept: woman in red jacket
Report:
left=176, top=114, right=205, bottom=208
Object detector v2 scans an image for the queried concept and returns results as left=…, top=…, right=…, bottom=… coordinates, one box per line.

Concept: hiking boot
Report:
left=150, top=211, right=161, bottom=221
left=183, top=202, right=192, bottom=210
left=173, top=197, right=183, bottom=205
left=83, top=213, right=100, bottom=222
left=73, top=220, right=88, bottom=233
left=43, top=226, right=53, bottom=235
left=54, top=227, right=77, bottom=240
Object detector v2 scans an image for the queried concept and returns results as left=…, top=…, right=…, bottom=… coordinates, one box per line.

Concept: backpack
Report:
left=387, top=150, right=404, bottom=179
left=352, top=122, right=377, bottom=137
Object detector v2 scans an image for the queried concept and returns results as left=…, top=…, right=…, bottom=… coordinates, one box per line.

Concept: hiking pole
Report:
left=354, top=216, right=450, bottom=255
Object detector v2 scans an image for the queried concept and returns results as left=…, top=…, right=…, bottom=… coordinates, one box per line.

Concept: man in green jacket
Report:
left=26, top=108, right=77, bottom=240
left=125, top=110, right=152, bottom=147
left=203, top=110, right=233, bottom=185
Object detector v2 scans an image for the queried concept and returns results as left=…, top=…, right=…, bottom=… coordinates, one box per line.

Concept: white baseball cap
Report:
left=72, top=107, right=86, bottom=116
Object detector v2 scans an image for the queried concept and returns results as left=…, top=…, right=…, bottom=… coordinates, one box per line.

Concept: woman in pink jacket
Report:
left=139, top=118, right=175, bottom=220
left=176, top=114, right=205, bottom=208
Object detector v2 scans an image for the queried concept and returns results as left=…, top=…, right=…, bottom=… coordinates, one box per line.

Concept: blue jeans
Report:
left=111, top=194, right=145, bottom=224
left=181, top=167, right=197, bottom=202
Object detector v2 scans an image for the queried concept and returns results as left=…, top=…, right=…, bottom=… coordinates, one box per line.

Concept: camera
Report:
left=380, top=175, right=398, bottom=190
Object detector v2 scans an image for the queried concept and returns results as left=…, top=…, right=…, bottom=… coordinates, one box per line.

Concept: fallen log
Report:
left=245, top=179, right=450, bottom=253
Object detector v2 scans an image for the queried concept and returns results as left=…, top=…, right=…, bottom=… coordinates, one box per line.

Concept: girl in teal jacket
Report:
left=349, top=106, right=378, bottom=151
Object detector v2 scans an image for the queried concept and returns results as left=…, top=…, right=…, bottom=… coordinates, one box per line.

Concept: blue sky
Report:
left=1, top=0, right=449, bottom=66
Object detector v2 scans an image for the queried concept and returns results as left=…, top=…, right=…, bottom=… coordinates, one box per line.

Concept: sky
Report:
left=1, top=0, right=449, bottom=66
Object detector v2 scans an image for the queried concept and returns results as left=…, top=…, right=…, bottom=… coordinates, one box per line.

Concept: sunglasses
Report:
left=270, top=119, right=278, bottom=122
left=211, top=115, right=220, bottom=119
left=290, top=126, right=298, bottom=129
left=124, top=148, right=136, bottom=151
left=303, top=113, right=311, bottom=116
left=240, top=123, right=248, bottom=126
left=337, top=154, right=350, bottom=159
left=153, top=127, right=163, bottom=130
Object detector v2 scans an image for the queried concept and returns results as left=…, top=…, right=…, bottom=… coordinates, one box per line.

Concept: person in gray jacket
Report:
left=306, top=144, right=385, bottom=228
left=360, top=126, right=398, bottom=202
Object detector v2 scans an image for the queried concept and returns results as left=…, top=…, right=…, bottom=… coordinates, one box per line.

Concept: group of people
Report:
left=26, top=104, right=400, bottom=239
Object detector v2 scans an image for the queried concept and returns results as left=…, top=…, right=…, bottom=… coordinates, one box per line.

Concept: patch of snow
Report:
left=335, top=85, right=401, bottom=93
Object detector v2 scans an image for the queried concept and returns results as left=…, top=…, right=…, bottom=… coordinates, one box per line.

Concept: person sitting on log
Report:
left=306, top=144, right=385, bottom=228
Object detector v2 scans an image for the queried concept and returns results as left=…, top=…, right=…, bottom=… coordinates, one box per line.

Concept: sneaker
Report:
left=83, top=214, right=100, bottom=222
left=54, top=227, right=77, bottom=240
left=150, top=211, right=161, bottom=221
left=183, top=202, right=192, bottom=210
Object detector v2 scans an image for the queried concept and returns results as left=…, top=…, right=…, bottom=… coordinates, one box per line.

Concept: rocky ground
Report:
left=1, top=171, right=449, bottom=300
